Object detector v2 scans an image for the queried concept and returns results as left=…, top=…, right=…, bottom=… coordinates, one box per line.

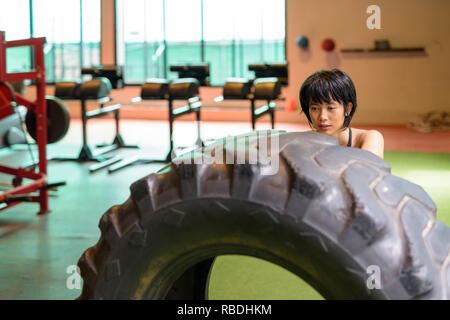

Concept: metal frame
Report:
left=116, top=0, right=286, bottom=86
left=0, top=31, right=49, bottom=214
left=214, top=93, right=277, bottom=131
left=27, top=0, right=100, bottom=83
left=107, top=94, right=202, bottom=173
left=49, top=94, right=138, bottom=173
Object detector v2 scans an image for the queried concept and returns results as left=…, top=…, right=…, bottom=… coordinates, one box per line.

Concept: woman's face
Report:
left=309, top=99, right=350, bottom=137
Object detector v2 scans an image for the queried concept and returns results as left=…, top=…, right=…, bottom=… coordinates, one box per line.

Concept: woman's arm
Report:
left=361, top=130, right=384, bottom=159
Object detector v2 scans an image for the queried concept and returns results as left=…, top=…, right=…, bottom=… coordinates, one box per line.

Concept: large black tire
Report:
left=77, top=131, right=450, bottom=300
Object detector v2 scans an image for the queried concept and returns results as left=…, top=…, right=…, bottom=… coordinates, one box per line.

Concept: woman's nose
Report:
left=319, top=110, right=328, bottom=120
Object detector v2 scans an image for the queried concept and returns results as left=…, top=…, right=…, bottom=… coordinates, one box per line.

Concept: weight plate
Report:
left=25, top=96, right=70, bottom=144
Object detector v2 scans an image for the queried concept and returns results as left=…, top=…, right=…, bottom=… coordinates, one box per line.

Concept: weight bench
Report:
left=106, top=78, right=203, bottom=173
left=81, top=65, right=124, bottom=89
left=52, top=77, right=137, bottom=172
left=215, top=77, right=281, bottom=130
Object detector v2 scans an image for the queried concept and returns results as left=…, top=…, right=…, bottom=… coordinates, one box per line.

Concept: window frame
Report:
left=27, top=0, right=101, bottom=84
left=116, top=0, right=287, bottom=87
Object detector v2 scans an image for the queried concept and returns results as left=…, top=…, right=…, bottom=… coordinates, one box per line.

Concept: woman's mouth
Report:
left=319, top=124, right=331, bottom=130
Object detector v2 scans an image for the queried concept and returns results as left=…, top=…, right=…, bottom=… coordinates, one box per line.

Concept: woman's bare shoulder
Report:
left=353, top=128, right=384, bottom=158
left=360, top=129, right=384, bottom=142
left=352, top=128, right=383, bottom=141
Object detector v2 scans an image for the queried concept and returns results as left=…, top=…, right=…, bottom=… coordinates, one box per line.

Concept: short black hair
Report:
left=299, top=69, right=357, bottom=128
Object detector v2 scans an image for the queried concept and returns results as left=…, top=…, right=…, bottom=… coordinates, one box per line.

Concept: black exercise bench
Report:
left=106, top=77, right=203, bottom=173
left=215, top=77, right=281, bottom=129
left=53, top=77, right=137, bottom=171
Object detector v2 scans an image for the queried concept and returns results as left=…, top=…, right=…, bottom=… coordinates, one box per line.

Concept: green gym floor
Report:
left=0, top=120, right=449, bottom=300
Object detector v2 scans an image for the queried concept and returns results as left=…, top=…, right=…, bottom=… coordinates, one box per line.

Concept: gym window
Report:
left=116, top=0, right=286, bottom=86
left=0, top=0, right=101, bottom=83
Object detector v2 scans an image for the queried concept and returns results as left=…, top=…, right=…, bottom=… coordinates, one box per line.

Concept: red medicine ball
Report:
left=321, top=38, right=335, bottom=52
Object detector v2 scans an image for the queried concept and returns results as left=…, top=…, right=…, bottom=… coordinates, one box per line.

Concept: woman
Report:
left=299, top=69, right=384, bottom=159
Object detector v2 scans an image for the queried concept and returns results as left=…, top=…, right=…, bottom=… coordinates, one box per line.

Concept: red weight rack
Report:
left=0, top=31, right=49, bottom=214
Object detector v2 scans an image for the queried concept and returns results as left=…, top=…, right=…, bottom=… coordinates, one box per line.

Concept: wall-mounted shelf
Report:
left=341, top=47, right=425, bottom=53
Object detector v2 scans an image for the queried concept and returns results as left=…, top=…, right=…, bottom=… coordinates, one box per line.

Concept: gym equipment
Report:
left=0, top=106, right=27, bottom=148
left=0, top=30, right=56, bottom=214
left=25, top=97, right=70, bottom=144
left=54, top=81, right=81, bottom=99
left=0, top=81, right=27, bottom=147
left=170, top=63, right=210, bottom=86
left=1, top=80, right=69, bottom=148
left=7, top=80, right=27, bottom=95
left=248, top=63, right=288, bottom=86
left=1, top=84, right=69, bottom=171
left=0, top=100, right=69, bottom=149
left=108, top=78, right=203, bottom=173
left=77, top=131, right=450, bottom=299
left=322, top=38, right=336, bottom=52
left=296, top=36, right=309, bottom=49
left=52, top=77, right=137, bottom=172
left=0, top=81, right=15, bottom=118
left=81, top=65, right=124, bottom=89
left=215, top=77, right=281, bottom=130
